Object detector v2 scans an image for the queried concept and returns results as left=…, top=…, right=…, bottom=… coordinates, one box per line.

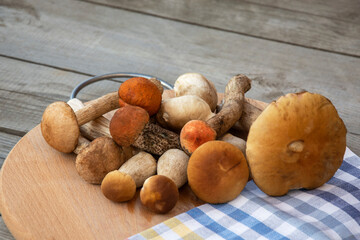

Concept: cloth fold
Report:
left=129, top=148, right=360, bottom=239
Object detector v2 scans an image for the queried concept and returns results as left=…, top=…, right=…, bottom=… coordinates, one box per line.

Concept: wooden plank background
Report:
left=0, top=0, right=359, bottom=239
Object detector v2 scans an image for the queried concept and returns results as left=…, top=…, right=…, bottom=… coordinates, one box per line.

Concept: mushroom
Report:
left=187, top=141, right=249, bottom=204
left=174, top=73, right=218, bottom=111
left=41, top=92, right=119, bottom=153
left=118, top=151, right=157, bottom=188
left=101, top=170, right=136, bottom=202
left=156, top=95, right=215, bottom=131
left=118, top=77, right=162, bottom=116
left=157, top=149, right=189, bottom=188
left=140, top=175, right=179, bottom=214
left=76, top=136, right=125, bottom=184
left=246, top=92, right=347, bottom=196
left=180, top=74, right=251, bottom=154
left=110, top=104, right=181, bottom=155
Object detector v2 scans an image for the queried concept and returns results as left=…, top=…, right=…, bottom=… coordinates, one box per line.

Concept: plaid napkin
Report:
left=129, top=148, right=360, bottom=240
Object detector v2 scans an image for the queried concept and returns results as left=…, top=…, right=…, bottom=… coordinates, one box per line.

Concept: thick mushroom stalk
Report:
left=41, top=92, right=119, bottom=153
left=246, top=92, right=347, bottom=196
left=110, top=105, right=181, bottom=155
left=180, top=74, right=251, bottom=154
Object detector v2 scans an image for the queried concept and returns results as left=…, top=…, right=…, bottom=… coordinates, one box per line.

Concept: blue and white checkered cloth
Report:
left=129, top=148, right=360, bottom=239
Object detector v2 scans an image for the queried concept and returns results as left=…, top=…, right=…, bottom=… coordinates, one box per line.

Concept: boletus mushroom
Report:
left=140, top=175, right=179, bottom=214
left=110, top=104, right=181, bottom=155
left=246, top=92, right=347, bottom=196
left=187, top=141, right=249, bottom=204
left=174, top=73, right=218, bottom=111
left=41, top=92, right=119, bottom=153
left=101, top=170, right=136, bottom=202
left=118, top=77, right=162, bottom=116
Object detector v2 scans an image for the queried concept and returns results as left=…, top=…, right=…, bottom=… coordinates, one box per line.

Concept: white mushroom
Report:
left=174, top=73, right=218, bottom=111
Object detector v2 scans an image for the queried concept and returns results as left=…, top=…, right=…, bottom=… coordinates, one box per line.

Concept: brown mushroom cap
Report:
left=187, top=141, right=249, bottom=204
left=246, top=92, right=347, bottom=196
left=110, top=105, right=149, bottom=147
left=41, top=101, right=79, bottom=153
left=101, top=170, right=136, bottom=202
left=76, top=136, right=125, bottom=184
left=140, top=175, right=179, bottom=214
left=118, top=77, right=162, bottom=116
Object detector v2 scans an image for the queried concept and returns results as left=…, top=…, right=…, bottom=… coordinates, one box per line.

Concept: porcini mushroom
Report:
left=180, top=74, right=251, bottom=154
left=219, top=133, right=246, bottom=156
left=174, top=73, right=218, bottom=111
left=140, top=175, right=179, bottom=214
left=156, top=95, right=215, bottom=131
left=187, top=141, right=249, bottom=204
left=118, top=77, right=162, bottom=116
left=118, top=151, right=157, bottom=188
left=76, top=136, right=125, bottom=184
left=246, top=92, right=347, bottom=196
left=101, top=170, right=136, bottom=202
left=157, top=149, right=189, bottom=188
left=110, top=104, right=181, bottom=155
left=41, top=92, right=119, bottom=153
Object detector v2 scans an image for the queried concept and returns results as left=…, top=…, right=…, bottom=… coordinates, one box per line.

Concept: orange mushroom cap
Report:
left=180, top=120, right=216, bottom=155
left=110, top=105, right=149, bottom=147
left=118, top=77, right=162, bottom=116
left=246, top=92, right=347, bottom=196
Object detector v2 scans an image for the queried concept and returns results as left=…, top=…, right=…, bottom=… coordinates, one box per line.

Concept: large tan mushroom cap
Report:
left=187, top=141, right=249, bottom=204
left=246, top=92, right=347, bottom=196
left=41, top=101, right=79, bottom=153
left=76, top=136, right=125, bottom=184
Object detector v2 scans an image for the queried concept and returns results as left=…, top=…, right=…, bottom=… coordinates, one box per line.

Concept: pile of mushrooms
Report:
left=40, top=72, right=347, bottom=214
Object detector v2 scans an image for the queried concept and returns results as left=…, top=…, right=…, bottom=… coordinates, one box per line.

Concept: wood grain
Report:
left=85, top=0, right=360, bottom=56
left=0, top=126, right=203, bottom=239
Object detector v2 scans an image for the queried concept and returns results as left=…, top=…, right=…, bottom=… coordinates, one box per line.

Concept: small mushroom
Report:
left=140, top=175, right=179, bottom=214
left=76, top=136, right=125, bottom=184
left=187, top=141, right=249, bottom=204
left=118, top=77, right=162, bottom=116
left=101, top=170, right=136, bottom=202
left=174, top=73, right=218, bottom=111
left=41, top=92, right=119, bottom=153
left=157, top=149, right=189, bottom=188
left=156, top=95, right=215, bottom=131
left=118, top=151, right=157, bottom=188
left=180, top=74, right=251, bottom=154
left=110, top=104, right=181, bottom=155
left=246, top=92, right=347, bottom=196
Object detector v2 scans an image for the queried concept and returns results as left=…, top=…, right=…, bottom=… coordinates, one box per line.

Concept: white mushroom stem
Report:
left=157, top=149, right=189, bottom=188
left=118, top=151, right=157, bottom=188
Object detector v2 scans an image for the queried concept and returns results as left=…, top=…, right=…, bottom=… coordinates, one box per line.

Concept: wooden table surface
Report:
left=0, top=0, right=359, bottom=239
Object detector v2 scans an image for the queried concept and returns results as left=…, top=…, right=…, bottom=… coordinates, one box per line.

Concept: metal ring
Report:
left=70, top=72, right=174, bottom=99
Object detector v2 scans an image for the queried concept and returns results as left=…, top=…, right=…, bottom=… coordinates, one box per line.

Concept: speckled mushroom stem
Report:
left=75, top=92, right=119, bottom=125
left=133, top=122, right=181, bottom=155
left=207, top=74, right=252, bottom=137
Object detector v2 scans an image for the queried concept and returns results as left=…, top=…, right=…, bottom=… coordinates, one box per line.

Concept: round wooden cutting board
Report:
left=0, top=125, right=203, bottom=239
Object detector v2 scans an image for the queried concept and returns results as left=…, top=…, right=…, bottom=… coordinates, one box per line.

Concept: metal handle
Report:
left=70, top=72, right=174, bottom=99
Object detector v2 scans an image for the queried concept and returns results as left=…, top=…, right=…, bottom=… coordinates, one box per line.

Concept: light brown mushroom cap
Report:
left=246, top=92, right=347, bottom=196
left=110, top=105, right=149, bottom=147
left=101, top=170, right=136, bottom=202
left=140, top=175, right=179, bottom=214
left=187, top=141, right=249, bottom=204
left=41, top=101, right=79, bottom=153
left=76, top=136, right=125, bottom=184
